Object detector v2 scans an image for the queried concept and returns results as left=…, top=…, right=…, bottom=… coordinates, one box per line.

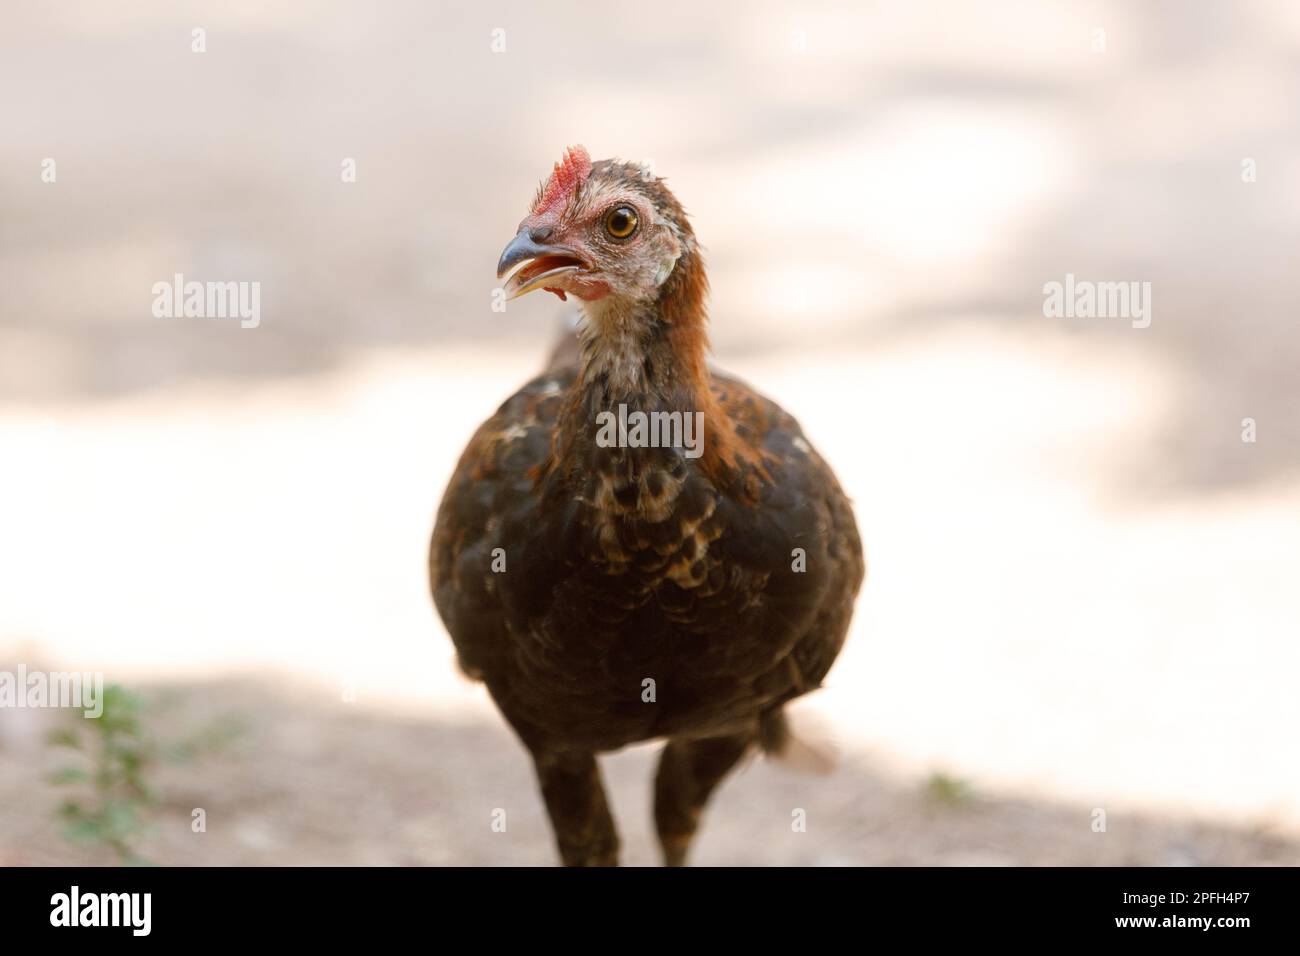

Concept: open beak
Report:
left=496, top=229, right=587, bottom=300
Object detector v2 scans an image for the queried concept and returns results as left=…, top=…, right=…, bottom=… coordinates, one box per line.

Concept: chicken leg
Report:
left=653, top=732, right=755, bottom=866
left=532, top=750, right=619, bottom=866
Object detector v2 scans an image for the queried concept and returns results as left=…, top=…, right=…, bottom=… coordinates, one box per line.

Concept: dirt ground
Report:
left=2, top=677, right=1296, bottom=867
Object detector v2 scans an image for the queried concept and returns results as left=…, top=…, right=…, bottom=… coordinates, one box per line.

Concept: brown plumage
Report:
left=429, top=147, right=864, bottom=865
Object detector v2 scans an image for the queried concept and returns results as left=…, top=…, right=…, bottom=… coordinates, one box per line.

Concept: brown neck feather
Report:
left=539, top=246, right=761, bottom=499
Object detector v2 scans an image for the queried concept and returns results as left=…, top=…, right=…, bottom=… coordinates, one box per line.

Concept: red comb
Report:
left=532, top=145, right=592, bottom=216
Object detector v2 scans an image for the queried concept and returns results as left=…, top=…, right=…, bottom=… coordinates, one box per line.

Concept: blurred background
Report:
left=2, top=0, right=1299, bottom=865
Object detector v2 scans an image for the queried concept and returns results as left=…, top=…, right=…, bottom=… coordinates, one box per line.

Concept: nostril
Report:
left=529, top=226, right=553, bottom=243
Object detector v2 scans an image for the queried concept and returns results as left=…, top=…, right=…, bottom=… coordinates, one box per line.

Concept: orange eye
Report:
left=604, top=206, right=638, bottom=240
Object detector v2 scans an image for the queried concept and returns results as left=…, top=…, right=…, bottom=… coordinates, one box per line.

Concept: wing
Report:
left=428, top=367, right=574, bottom=679
left=687, top=368, right=865, bottom=699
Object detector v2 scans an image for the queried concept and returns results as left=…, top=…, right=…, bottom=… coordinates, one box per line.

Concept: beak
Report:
left=496, top=229, right=587, bottom=300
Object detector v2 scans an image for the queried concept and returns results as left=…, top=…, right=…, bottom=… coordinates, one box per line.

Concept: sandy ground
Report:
left=2, top=1, right=1299, bottom=864
left=3, top=678, right=1297, bottom=867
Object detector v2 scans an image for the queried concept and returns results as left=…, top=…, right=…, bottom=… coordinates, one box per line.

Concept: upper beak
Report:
left=496, top=229, right=586, bottom=299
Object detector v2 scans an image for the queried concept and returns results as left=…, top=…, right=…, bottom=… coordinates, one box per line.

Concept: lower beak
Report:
left=496, top=229, right=586, bottom=300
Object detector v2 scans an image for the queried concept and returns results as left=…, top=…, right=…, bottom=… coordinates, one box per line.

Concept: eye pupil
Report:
left=606, top=206, right=637, bottom=239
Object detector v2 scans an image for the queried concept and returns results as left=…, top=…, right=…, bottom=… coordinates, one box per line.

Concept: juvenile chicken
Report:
left=429, top=146, right=864, bottom=866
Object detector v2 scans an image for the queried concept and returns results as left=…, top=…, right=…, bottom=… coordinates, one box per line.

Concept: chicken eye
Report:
left=604, top=206, right=638, bottom=240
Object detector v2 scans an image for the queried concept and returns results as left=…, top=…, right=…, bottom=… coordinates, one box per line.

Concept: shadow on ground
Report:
left=1, top=678, right=1294, bottom=867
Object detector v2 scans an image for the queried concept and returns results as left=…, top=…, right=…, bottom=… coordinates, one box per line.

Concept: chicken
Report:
left=429, top=146, right=864, bottom=866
